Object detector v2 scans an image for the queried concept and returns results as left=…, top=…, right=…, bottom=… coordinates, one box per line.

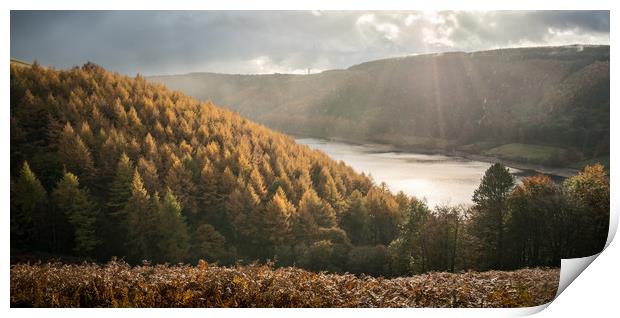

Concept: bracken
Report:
left=10, top=261, right=559, bottom=308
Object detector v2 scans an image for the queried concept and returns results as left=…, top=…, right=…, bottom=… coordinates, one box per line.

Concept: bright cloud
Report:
left=10, top=11, right=609, bottom=75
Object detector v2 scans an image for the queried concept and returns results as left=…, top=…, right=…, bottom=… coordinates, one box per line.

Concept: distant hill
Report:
left=10, top=58, right=31, bottom=68
left=149, top=45, right=610, bottom=167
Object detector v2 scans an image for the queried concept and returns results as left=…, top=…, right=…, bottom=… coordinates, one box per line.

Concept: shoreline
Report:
left=293, top=134, right=580, bottom=179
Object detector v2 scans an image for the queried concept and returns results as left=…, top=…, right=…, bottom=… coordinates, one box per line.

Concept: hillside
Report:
left=11, top=261, right=559, bottom=308
left=10, top=62, right=404, bottom=273
left=11, top=61, right=608, bottom=279
left=150, top=45, right=610, bottom=167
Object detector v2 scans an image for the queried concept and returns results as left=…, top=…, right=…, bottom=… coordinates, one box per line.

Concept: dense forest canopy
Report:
left=150, top=45, right=610, bottom=167
left=10, top=62, right=609, bottom=277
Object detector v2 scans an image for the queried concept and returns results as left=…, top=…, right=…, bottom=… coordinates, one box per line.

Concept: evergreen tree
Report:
left=103, top=153, right=134, bottom=257
left=165, top=156, right=198, bottom=214
left=389, top=199, right=432, bottom=274
left=11, top=161, right=48, bottom=249
left=107, top=153, right=134, bottom=214
left=340, top=190, right=371, bottom=245
left=471, top=163, right=515, bottom=269
left=52, top=172, right=100, bottom=255
left=191, top=223, right=227, bottom=263
left=157, top=188, right=190, bottom=263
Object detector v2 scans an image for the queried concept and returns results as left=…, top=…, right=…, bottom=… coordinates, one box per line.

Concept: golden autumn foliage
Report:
left=10, top=62, right=400, bottom=270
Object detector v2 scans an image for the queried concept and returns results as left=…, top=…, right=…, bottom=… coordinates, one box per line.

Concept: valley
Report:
left=150, top=45, right=610, bottom=170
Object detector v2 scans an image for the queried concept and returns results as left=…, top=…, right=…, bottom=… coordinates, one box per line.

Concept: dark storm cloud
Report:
left=10, top=10, right=609, bottom=75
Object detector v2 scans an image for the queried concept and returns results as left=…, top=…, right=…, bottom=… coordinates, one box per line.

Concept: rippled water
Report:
left=296, top=138, right=525, bottom=207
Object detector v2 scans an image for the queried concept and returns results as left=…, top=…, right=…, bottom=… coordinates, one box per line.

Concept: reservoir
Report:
left=296, top=138, right=528, bottom=208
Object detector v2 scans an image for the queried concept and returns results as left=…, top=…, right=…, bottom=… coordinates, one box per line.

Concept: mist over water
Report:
left=297, top=138, right=525, bottom=208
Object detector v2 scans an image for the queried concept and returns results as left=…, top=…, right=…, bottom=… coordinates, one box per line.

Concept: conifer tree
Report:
left=137, top=157, right=160, bottom=194
left=191, top=223, right=227, bottom=263
left=79, top=121, right=95, bottom=148
left=165, top=156, right=198, bottom=214
left=57, top=122, right=96, bottom=182
left=262, top=187, right=295, bottom=247
left=157, top=188, right=190, bottom=263
left=52, top=172, right=100, bottom=255
left=11, top=161, right=48, bottom=249
left=301, top=188, right=337, bottom=229
left=292, top=189, right=321, bottom=244
left=125, top=170, right=159, bottom=263
left=366, top=184, right=403, bottom=245
left=200, top=161, right=220, bottom=207
left=248, top=167, right=267, bottom=199
left=107, top=153, right=134, bottom=215
left=389, top=199, right=432, bottom=274
left=143, top=132, right=158, bottom=160
left=226, top=185, right=261, bottom=245
left=471, top=163, right=515, bottom=269
left=340, top=190, right=371, bottom=245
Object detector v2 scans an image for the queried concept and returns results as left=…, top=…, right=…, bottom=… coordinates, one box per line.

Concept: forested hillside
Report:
left=150, top=45, right=610, bottom=167
left=11, top=62, right=608, bottom=278
left=10, top=62, right=406, bottom=271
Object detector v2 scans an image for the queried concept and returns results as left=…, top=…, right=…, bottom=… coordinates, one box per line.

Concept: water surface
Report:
left=296, top=138, right=526, bottom=207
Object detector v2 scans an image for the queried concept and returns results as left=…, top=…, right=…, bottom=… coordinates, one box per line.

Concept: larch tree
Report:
left=125, top=170, right=159, bottom=263
left=226, top=185, right=261, bottom=246
left=299, top=188, right=337, bottom=229
left=314, top=166, right=343, bottom=212
left=137, top=157, right=160, bottom=194
left=291, top=191, right=320, bottom=245
left=366, top=185, right=402, bottom=245
left=57, top=122, right=96, bottom=182
left=262, top=187, right=295, bottom=248
left=165, top=155, right=198, bottom=214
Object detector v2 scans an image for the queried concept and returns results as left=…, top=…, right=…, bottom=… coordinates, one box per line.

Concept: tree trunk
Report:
left=450, top=217, right=459, bottom=273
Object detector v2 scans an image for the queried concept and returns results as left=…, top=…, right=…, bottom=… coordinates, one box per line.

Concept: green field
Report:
left=484, top=143, right=568, bottom=165
left=457, top=141, right=499, bottom=153
left=569, top=155, right=610, bottom=173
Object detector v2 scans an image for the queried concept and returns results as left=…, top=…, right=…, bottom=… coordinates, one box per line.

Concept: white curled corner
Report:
left=516, top=199, right=618, bottom=316
left=555, top=193, right=619, bottom=297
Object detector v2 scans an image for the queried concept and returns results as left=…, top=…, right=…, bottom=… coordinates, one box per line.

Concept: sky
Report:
left=10, top=10, right=610, bottom=76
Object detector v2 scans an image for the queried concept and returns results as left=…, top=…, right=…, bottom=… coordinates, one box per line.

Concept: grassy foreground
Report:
left=11, top=261, right=558, bottom=308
